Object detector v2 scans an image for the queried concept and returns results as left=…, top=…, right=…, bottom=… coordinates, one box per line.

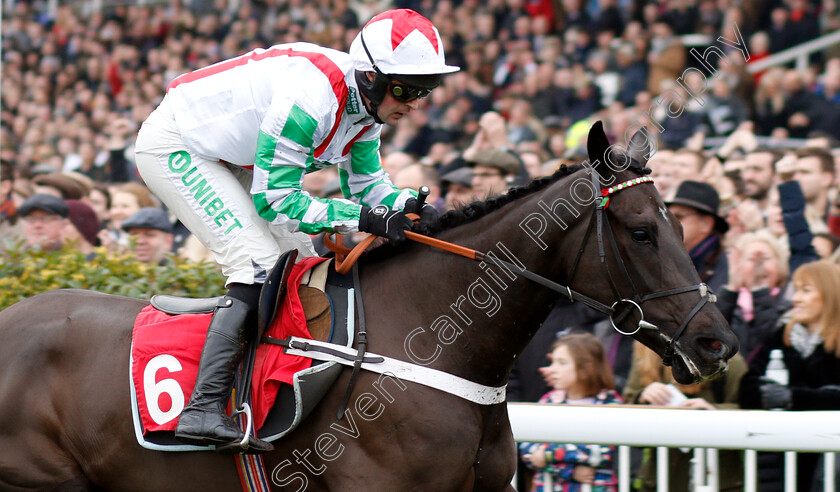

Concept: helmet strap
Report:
left=354, top=70, right=385, bottom=124
left=364, top=97, right=385, bottom=125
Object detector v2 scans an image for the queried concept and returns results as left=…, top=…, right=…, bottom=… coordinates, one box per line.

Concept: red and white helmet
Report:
left=349, top=9, right=460, bottom=76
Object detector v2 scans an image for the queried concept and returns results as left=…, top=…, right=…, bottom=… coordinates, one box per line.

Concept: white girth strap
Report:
left=282, top=336, right=507, bottom=405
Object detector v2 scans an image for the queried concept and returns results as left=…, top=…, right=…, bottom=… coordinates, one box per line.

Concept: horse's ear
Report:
left=628, top=127, right=651, bottom=168
left=586, top=121, right=610, bottom=169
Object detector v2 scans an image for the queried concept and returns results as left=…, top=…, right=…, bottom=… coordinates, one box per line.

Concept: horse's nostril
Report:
left=698, top=337, right=725, bottom=356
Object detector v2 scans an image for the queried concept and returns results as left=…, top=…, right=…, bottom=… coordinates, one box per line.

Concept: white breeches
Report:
left=134, top=96, right=316, bottom=286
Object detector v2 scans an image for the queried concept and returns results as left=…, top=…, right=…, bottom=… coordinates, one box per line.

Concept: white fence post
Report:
left=706, top=448, right=719, bottom=492
left=745, top=450, right=758, bottom=492
left=785, top=451, right=797, bottom=492
left=618, top=445, right=631, bottom=492
left=693, top=448, right=707, bottom=491
left=656, top=447, right=669, bottom=492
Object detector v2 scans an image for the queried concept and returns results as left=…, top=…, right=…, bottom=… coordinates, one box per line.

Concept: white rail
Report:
left=509, top=404, right=840, bottom=492
left=509, top=404, right=840, bottom=451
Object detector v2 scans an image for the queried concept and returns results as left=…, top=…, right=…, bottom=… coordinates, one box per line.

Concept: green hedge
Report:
left=0, top=243, right=226, bottom=312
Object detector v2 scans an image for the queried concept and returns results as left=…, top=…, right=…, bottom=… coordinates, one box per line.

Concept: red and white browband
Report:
left=600, top=176, right=654, bottom=208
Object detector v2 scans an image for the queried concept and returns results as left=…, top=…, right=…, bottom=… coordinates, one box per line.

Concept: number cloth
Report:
left=131, top=257, right=326, bottom=433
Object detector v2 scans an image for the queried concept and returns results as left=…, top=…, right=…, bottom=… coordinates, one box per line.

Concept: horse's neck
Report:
left=363, top=178, right=587, bottom=386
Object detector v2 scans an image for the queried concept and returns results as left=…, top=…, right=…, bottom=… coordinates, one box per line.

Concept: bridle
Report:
left=326, top=170, right=718, bottom=367
left=480, top=171, right=716, bottom=367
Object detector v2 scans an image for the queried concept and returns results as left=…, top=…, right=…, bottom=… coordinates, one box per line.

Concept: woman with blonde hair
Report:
left=717, top=229, right=791, bottom=363
left=740, top=260, right=840, bottom=491
left=753, top=67, right=786, bottom=135
left=623, top=342, right=748, bottom=491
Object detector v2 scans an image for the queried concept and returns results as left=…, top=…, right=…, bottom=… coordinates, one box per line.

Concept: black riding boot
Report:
left=174, top=295, right=273, bottom=453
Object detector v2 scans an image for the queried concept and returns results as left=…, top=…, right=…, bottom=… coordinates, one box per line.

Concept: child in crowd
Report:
left=519, top=332, right=622, bottom=492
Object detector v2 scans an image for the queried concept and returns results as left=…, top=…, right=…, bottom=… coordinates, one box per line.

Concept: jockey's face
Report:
left=375, top=87, right=422, bottom=126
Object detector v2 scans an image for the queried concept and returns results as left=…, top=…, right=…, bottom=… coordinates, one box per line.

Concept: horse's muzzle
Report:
left=672, top=327, right=739, bottom=384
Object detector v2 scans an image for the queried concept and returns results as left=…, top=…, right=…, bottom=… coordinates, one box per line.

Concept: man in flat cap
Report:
left=441, top=167, right=475, bottom=210
left=19, top=194, right=69, bottom=251
left=468, top=148, right=524, bottom=198
left=121, top=208, right=175, bottom=265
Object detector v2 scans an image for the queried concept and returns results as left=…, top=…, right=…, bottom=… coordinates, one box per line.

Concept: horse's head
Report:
left=570, top=122, right=738, bottom=384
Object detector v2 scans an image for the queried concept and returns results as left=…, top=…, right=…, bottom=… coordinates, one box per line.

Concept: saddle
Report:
left=129, top=256, right=356, bottom=451
left=254, top=258, right=356, bottom=441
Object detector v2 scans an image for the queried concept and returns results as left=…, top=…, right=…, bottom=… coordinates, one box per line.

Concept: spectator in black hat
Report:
left=468, top=149, right=525, bottom=198
left=666, top=181, right=730, bottom=293
left=121, top=207, right=175, bottom=265
left=19, top=194, right=69, bottom=252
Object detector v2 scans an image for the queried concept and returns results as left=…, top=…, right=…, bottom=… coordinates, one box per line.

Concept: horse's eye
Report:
left=632, top=229, right=650, bottom=243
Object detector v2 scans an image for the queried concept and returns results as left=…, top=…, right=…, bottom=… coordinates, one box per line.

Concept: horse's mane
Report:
left=430, top=159, right=651, bottom=234
left=429, top=163, right=583, bottom=234
left=355, top=160, right=649, bottom=263
left=353, top=164, right=583, bottom=264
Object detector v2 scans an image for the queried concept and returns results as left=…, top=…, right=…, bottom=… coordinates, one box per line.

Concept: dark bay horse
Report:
left=0, top=124, right=738, bottom=491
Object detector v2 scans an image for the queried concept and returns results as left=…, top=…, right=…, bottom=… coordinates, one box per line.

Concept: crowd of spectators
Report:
left=5, top=0, right=840, bottom=490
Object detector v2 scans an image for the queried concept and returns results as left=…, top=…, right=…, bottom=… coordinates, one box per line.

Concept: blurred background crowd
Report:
left=4, top=0, right=840, bottom=489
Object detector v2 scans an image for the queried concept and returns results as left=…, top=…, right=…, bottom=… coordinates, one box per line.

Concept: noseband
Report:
left=481, top=172, right=716, bottom=367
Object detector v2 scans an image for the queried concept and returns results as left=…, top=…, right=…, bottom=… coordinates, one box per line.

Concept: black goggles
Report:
left=388, top=82, right=432, bottom=102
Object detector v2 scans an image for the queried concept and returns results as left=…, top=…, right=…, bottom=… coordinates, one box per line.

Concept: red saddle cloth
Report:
left=131, top=256, right=328, bottom=433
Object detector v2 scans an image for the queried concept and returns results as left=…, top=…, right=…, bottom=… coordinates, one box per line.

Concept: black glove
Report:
left=760, top=381, right=792, bottom=410
left=358, top=205, right=413, bottom=245
left=404, top=197, right=439, bottom=235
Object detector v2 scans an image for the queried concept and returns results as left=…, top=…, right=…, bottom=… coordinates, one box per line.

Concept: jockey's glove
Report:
left=759, top=380, right=792, bottom=410
left=359, top=205, right=413, bottom=245
left=404, top=197, right=439, bottom=235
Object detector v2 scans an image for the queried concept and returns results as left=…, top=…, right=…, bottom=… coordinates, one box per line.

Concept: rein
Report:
left=324, top=173, right=716, bottom=366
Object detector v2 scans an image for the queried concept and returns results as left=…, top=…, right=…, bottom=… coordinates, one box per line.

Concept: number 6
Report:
left=143, top=354, right=186, bottom=425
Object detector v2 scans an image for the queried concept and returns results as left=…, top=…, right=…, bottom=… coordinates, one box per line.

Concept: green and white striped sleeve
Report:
left=339, top=131, right=416, bottom=211
left=251, top=100, right=361, bottom=234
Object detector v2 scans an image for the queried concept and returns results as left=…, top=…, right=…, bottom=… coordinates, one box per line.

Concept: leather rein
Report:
left=324, top=173, right=716, bottom=367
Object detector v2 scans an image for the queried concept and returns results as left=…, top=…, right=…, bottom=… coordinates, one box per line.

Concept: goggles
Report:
left=388, top=82, right=432, bottom=102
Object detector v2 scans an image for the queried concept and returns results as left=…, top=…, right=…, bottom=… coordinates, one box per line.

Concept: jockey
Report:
left=134, top=9, right=458, bottom=453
